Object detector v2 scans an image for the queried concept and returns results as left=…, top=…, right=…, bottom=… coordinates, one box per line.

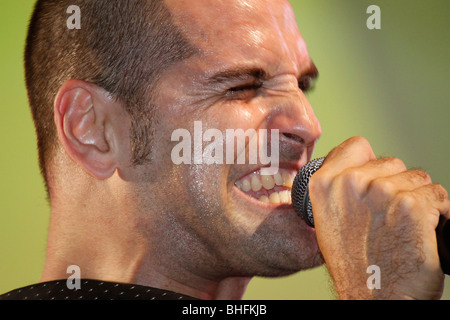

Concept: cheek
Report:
left=185, top=164, right=229, bottom=220
left=218, top=101, right=267, bottom=130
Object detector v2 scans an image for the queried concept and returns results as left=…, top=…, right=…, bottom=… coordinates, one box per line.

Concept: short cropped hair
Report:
left=25, top=0, right=197, bottom=195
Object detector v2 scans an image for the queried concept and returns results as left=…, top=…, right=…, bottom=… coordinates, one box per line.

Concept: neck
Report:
left=41, top=183, right=250, bottom=300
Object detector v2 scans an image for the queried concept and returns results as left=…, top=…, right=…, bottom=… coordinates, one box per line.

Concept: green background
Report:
left=0, top=0, right=449, bottom=299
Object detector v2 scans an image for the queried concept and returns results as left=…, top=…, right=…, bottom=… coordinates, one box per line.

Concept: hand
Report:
left=309, top=137, right=449, bottom=299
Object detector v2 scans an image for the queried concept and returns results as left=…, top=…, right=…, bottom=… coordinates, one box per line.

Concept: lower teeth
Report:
left=259, top=190, right=291, bottom=204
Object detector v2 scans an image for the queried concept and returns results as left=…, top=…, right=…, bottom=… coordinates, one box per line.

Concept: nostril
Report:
left=282, top=133, right=304, bottom=144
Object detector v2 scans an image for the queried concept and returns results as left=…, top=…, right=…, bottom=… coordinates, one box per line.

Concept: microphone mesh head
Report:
left=291, top=157, right=325, bottom=227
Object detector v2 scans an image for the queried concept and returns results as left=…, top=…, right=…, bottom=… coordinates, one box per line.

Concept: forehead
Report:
left=165, top=0, right=311, bottom=76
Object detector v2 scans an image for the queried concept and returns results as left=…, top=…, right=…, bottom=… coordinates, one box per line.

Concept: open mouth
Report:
left=234, top=169, right=296, bottom=205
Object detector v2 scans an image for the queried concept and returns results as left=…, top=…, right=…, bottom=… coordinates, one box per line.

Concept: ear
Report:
left=54, top=79, right=126, bottom=179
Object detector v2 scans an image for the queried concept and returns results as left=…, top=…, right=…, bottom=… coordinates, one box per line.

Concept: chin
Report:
left=183, top=162, right=322, bottom=278
left=224, top=204, right=322, bottom=276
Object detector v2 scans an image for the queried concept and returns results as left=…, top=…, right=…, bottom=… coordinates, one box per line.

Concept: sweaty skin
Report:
left=41, top=0, right=449, bottom=300
left=45, top=0, right=322, bottom=300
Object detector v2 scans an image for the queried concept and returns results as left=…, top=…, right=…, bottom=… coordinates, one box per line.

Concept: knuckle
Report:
left=350, top=136, right=370, bottom=146
left=410, top=170, right=432, bottom=184
left=368, top=177, right=396, bottom=198
left=339, top=168, right=365, bottom=193
left=432, top=183, right=448, bottom=202
left=394, top=192, right=417, bottom=213
left=384, top=157, right=407, bottom=171
left=349, top=136, right=374, bottom=155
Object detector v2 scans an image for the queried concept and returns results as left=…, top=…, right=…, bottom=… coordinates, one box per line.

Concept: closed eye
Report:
left=227, top=82, right=262, bottom=100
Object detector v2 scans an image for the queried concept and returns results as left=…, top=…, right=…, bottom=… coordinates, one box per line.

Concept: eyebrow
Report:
left=205, top=63, right=319, bottom=86
left=206, top=67, right=267, bottom=85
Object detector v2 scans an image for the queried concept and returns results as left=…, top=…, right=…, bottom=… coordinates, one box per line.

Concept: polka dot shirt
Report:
left=0, top=279, right=197, bottom=300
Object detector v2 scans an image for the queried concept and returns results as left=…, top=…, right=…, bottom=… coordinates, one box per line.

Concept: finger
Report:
left=393, top=184, right=449, bottom=228
left=361, top=157, right=408, bottom=176
left=444, top=199, right=450, bottom=219
left=320, top=158, right=409, bottom=199
left=367, top=169, right=432, bottom=200
left=322, top=136, right=377, bottom=176
left=415, top=184, right=450, bottom=215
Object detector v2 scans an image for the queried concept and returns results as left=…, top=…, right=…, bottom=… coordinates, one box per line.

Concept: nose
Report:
left=266, top=91, right=321, bottom=162
left=267, top=93, right=321, bottom=147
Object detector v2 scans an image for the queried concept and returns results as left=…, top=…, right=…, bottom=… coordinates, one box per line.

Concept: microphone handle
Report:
left=292, top=158, right=450, bottom=276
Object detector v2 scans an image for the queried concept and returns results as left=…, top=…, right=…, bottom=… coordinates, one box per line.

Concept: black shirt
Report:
left=0, top=279, right=198, bottom=300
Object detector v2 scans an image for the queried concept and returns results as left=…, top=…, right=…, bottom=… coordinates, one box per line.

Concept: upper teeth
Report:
left=235, top=169, right=296, bottom=204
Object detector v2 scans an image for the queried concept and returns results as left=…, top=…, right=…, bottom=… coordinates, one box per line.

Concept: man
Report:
left=1, top=0, right=448, bottom=300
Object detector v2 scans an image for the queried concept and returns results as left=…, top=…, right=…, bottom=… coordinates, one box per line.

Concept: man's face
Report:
left=132, top=0, right=322, bottom=278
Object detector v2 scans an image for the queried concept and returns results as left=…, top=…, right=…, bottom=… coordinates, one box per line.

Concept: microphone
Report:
left=291, top=157, right=450, bottom=275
